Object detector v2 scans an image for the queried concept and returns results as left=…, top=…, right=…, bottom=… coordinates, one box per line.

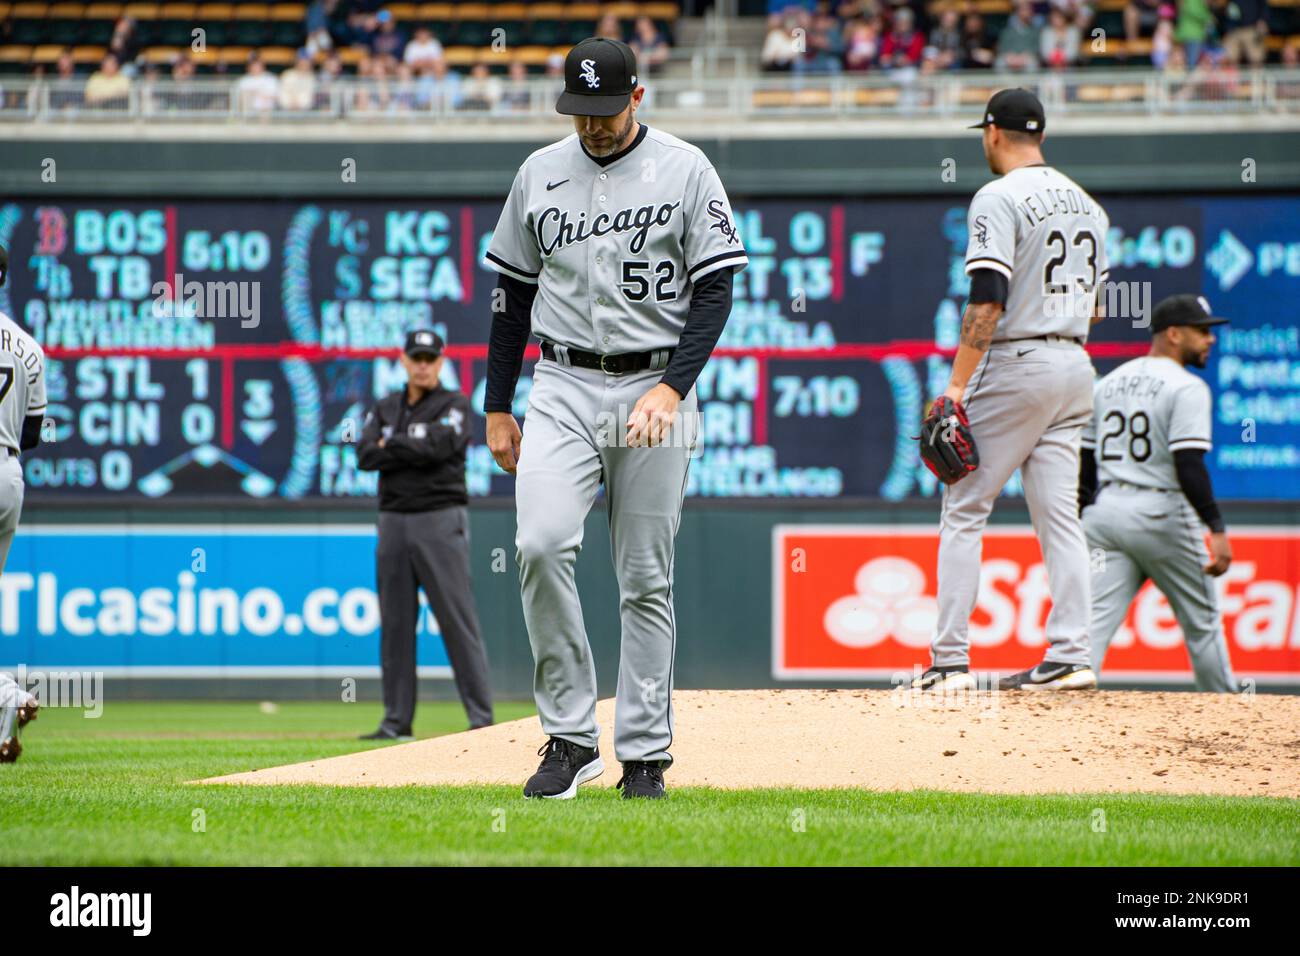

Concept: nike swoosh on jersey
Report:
left=546, top=180, right=569, bottom=191
left=1017, top=348, right=1037, bottom=357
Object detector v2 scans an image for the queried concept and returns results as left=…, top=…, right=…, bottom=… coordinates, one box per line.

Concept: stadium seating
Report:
left=0, top=1, right=682, bottom=73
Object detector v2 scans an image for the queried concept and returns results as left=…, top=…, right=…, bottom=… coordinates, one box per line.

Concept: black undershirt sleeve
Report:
left=484, top=273, right=537, bottom=413
left=19, top=414, right=42, bottom=451
left=968, top=268, right=1009, bottom=306
left=660, top=266, right=734, bottom=399
left=1078, top=447, right=1098, bottom=516
left=1174, top=448, right=1226, bottom=533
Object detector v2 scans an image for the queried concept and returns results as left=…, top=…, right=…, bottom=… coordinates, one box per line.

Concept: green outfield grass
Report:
left=2, top=701, right=1297, bottom=866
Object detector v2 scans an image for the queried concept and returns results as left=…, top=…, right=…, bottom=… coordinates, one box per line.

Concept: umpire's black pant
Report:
left=376, top=506, right=494, bottom=732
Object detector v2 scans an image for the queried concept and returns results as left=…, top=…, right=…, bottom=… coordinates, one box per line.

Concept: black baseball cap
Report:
left=404, top=329, right=444, bottom=358
left=1150, top=294, right=1230, bottom=334
left=970, top=88, right=1046, bottom=133
left=556, top=37, right=639, bottom=117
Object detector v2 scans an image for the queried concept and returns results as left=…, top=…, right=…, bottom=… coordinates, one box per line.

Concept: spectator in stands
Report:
left=881, top=7, right=926, bottom=71
left=762, top=13, right=804, bottom=71
left=844, top=17, right=883, bottom=70
left=404, top=27, right=444, bottom=70
left=1040, top=8, right=1081, bottom=68
left=370, top=10, right=407, bottom=61
left=461, top=62, right=502, bottom=112
left=236, top=54, right=279, bottom=114
left=85, top=54, right=131, bottom=107
left=417, top=58, right=462, bottom=111
left=279, top=51, right=317, bottom=111
left=1125, top=0, right=1165, bottom=47
left=544, top=52, right=565, bottom=78
left=1221, top=0, right=1269, bottom=67
left=392, top=62, right=420, bottom=112
left=596, top=13, right=624, bottom=42
left=55, top=48, right=76, bottom=81
left=305, top=0, right=335, bottom=57
left=922, top=7, right=963, bottom=71
left=108, top=17, right=141, bottom=72
left=1175, top=0, right=1216, bottom=66
left=631, top=16, right=672, bottom=74
left=996, top=1, right=1041, bottom=71
left=961, top=13, right=996, bottom=68
left=1050, top=0, right=1094, bottom=35
left=501, top=60, right=531, bottom=112
left=1152, top=15, right=1176, bottom=68
left=796, top=3, right=846, bottom=73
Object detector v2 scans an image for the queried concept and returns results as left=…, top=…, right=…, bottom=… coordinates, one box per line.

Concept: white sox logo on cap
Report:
left=581, top=59, right=600, bottom=89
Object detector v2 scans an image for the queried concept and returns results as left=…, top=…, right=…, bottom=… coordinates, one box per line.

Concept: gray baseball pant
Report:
left=515, top=358, right=697, bottom=766
left=0, top=455, right=24, bottom=576
left=376, top=506, right=495, bottom=732
left=932, top=339, right=1095, bottom=668
left=1084, top=485, right=1237, bottom=692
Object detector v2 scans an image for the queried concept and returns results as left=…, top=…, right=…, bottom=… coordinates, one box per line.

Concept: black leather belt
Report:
left=2, top=447, right=16, bottom=459
left=995, top=334, right=1085, bottom=347
left=540, top=341, right=674, bottom=374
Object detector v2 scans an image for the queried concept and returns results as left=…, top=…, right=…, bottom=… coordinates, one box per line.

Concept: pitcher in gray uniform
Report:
left=482, top=38, right=747, bottom=799
left=0, top=246, right=46, bottom=763
left=913, top=90, right=1110, bottom=693
left=1080, top=294, right=1237, bottom=692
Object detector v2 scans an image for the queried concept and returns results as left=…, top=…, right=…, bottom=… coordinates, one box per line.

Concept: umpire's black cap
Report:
left=970, top=88, right=1046, bottom=133
left=556, top=38, right=639, bottom=117
left=404, top=329, right=444, bottom=358
left=1150, top=294, right=1230, bottom=334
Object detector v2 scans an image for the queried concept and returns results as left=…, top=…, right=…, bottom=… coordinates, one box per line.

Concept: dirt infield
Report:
left=202, top=689, right=1300, bottom=797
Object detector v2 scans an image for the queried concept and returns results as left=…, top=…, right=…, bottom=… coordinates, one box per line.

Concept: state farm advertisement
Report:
left=772, top=526, right=1300, bottom=684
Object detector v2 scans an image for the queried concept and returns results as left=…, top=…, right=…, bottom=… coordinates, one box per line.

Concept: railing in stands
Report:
left=3, top=68, right=1299, bottom=122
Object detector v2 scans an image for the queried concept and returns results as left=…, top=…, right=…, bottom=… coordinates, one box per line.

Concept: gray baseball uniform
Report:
left=1082, top=356, right=1236, bottom=691
left=932, top=165, right=1110, bottom=669
left=485, top=126, right=747, bottom=764
left=0, top=311, right=45, bottom=576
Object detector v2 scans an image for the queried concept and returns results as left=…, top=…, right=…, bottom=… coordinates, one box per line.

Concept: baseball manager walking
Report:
left=484, top=38, right=747, bottom=799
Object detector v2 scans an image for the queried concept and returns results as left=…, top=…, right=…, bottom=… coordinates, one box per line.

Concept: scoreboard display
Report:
left=1, top=194, right=1295, bottom=502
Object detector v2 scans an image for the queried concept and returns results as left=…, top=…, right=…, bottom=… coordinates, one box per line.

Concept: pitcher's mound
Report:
left=201, top=689, right=1300, bottom=797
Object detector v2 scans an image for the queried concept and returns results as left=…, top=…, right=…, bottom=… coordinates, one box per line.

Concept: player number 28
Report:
left=620, top=260, right=678, bottom=303
left=1099, top=409, right=1152, bottom=462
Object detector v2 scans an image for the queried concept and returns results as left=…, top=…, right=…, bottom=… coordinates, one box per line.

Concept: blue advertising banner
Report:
left=0, top=526, right=451, bottom=676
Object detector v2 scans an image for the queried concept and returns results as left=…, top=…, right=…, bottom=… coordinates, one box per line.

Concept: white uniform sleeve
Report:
left=683, top=163, right=748, bottom=283
left=1080, top=380, right=1100, bottom=450
left=484, top=168, right=542, bottom=285
left=26, top=344, right=46, bottom=415
left=963, top=188, right=1017, bottom=280
left=1168, top=379, right=1213, bottom=453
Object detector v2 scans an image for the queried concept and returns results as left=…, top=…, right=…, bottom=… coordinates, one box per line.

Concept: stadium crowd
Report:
left=16, top=2, right=675, bottom=114
left=761, top=0, right=1294, bottom=73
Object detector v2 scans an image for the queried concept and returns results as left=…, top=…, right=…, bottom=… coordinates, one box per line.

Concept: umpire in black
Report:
left=357, top=330, right=494, bottom=737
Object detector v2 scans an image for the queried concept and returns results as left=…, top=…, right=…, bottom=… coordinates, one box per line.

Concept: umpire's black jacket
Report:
left=357, top=386, right=471, bottom=512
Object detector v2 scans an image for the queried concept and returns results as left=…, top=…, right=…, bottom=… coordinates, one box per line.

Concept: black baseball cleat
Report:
left=523, top=737, right=604, bottom=799
left=616, top=760, right=666, bottom=799
left=910, top=665, right=977, bottom=692
left=358, top=727, right=414, bottom=741
left=17, top=696, right=37, bottom=728
left=999, top=661, right=1097, bottom=691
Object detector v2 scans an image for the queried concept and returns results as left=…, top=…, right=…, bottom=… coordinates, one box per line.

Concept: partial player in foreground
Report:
left=484, top=39, right=747, bottom=799
left=916, top=89, right=1109, bottom=692
left=0, top=246, right=47, bottom=762
left=1080, top=295, right=1238, bottom=692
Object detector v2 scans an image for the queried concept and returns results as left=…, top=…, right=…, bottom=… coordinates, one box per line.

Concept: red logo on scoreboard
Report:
left=772, top=526, right=1300, bottom=683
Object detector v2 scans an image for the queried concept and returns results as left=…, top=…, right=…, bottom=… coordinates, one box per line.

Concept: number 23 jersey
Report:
left=964, top=164, right=1110, bottom=341
left=1082, top=355, right=1213, bottom=490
